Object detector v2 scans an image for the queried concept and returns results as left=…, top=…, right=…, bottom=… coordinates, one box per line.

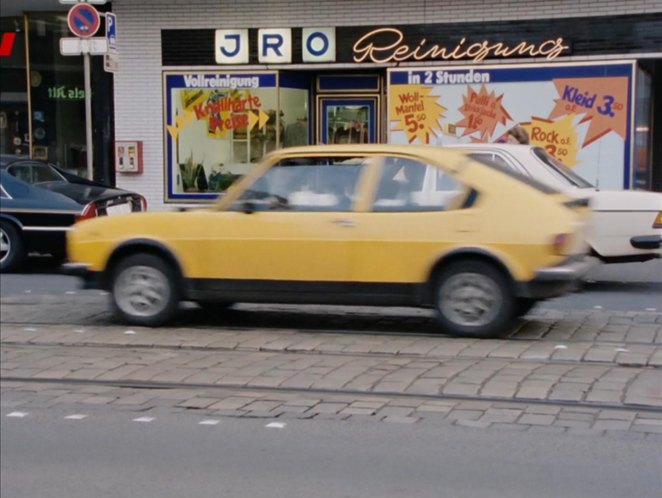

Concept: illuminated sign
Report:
left=353, top=28, right=570, bottom=63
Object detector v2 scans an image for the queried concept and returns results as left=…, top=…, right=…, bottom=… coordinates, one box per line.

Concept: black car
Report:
left=0, top=159, right=146, bottom=272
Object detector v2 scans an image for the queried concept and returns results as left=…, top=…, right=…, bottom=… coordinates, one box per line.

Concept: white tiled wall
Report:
left=112, top=0, right=660, bottom=210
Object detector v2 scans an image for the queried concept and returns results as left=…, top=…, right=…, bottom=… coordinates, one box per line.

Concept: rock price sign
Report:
left=524, top=115, right=580, bottom=166
left=389, top=84, right=446, bottom=144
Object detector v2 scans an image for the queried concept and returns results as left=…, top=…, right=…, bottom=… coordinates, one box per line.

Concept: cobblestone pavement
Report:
left=1, top=295, right=661, bottom=439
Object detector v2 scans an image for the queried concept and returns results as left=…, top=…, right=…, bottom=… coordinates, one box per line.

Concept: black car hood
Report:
left=36, top=181, right=135, bottom=205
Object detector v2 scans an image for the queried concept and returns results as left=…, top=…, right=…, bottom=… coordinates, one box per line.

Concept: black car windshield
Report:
left=532, top=148, right=594, bottom=189
left=6, top=162, right=66, bottom=184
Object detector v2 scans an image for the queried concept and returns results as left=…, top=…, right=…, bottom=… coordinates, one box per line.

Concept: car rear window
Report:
left=467, top=153, right=560, bottom=194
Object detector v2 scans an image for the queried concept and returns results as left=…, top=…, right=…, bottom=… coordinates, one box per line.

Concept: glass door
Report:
left=318, top=97, right=378, bottom=144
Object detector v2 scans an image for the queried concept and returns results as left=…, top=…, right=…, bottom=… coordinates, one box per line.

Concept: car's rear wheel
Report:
left=433, top=260, right=516, bottom=338
left=0, top=221, right=25, bottom=273
left=110, top=253, right=180, bottom=327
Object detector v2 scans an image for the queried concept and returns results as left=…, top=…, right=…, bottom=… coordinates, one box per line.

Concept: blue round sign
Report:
left=67, top=4, right=100, bottom=39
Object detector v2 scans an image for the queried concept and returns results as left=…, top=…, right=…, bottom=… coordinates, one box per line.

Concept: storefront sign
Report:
left=215, top=28, right=336, bottom=64
left=354, top=28, right=570, bottom=63
left=388, top=62, right=635, bottom=189
left=47, top=85, right=85, bottom=100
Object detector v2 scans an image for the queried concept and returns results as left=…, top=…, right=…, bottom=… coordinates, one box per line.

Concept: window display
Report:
left=164, top=71, right=310, bottom=201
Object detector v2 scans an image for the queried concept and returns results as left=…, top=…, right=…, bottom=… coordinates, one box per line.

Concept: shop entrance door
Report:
left=318, top=97, right=378, bottom=144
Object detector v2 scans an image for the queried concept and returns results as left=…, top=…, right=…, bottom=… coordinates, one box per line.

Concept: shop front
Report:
left=0, top=10, right=113, bottom=183
left=157, top=12, right=661, bottom=204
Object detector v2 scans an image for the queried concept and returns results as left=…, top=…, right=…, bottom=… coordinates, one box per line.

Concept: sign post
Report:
left=61, top=1, right=105, bottom=181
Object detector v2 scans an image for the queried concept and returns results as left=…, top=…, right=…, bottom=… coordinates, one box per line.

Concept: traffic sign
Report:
left=60, top=37, right=107, bottom=56
left=106, top=12, right=117, bottom=51
left=67, top=3, right=101, bottom=38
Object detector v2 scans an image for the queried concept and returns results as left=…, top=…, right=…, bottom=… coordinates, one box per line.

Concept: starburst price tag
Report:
left=389, top=85, right=446, bottom=143
left=523, top=115, right=580, bottom=167
left=456, top=85, right=512, bottom=141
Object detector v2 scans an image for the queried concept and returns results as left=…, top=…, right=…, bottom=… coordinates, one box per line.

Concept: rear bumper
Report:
left=61, top=262, right=104, bottom=289
left=516, top=256, right=598, bottom=299
left=630, top=235, right=662, bottom=251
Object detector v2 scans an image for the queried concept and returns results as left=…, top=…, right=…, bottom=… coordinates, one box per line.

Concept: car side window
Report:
left=7, top=161, right=63, bottom=184
left=373, top=156, right=464, bottom=212
left=468, top=152, right=519, bottom=173
left=232, top=156, right=366, bottom=212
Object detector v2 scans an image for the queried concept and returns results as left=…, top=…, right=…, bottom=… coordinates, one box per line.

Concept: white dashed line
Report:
left=124, top=330, right=136, bottom=335
left=265, top=422, right=286, bottom=429
left=23, top=327, right=37, bottom=332
left=65, top=291, right=77, bottom=295
left=645, top=308, right=657, bottom=311
left=615, top=348, right=629, bottom=353
left=593, top=305, right=603, bottom=309
left=6, top=412, right=28, bottom=418
left=199, top=419, right=220, bottom=426
left=74, top=329, right=85, bottom=333
left=64, top=414, right=88, bottom=420
left=554, top=345, right=568, bottom=350
left=24, top=290, right=31, bottom=294
left=132, top=417, right=155, bottom=423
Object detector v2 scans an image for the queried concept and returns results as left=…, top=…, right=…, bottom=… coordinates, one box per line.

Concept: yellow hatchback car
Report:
left=65, top=145, right=594, bottom=338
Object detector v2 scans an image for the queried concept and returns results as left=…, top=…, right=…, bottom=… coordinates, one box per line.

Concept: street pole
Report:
left=83, top=51, right=94, bottom=180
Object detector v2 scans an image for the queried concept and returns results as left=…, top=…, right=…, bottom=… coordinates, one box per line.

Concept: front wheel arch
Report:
left=103, top=240, right=186, bottom=293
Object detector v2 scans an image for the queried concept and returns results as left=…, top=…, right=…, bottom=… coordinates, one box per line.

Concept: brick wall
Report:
left=112, top=0, right=661, bottom=209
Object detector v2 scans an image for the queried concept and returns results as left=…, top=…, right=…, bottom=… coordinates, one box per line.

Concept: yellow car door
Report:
left=350, top=155, right=475, bottom=288
left=200, top=155, right=370, bottom=298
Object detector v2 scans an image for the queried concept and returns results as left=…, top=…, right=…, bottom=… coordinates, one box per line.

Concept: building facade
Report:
left=3, top=1, right=661, bottom=209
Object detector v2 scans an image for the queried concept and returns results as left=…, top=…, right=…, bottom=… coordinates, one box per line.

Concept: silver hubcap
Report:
left=439, top=272, right=502, bottom=327
left=114, top=265, right=170, bottom=318
left=0, top=227, right=10, bottom=264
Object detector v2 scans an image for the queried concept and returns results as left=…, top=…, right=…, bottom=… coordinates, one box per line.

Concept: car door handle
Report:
left=332, top=218, right=356, bottom=228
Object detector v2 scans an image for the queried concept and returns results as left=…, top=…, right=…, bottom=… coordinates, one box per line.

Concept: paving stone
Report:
left=383, top=415, right=419, bottom=424
left=591, top=419, right=632, bottom=431
left=518, top=414, right=555, bottom=425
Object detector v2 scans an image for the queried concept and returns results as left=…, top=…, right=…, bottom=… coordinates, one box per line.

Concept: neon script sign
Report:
left=353, top=28, right=570, bottom=63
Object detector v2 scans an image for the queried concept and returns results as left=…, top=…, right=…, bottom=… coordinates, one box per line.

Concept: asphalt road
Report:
left=2, top=404, right=660, bottom=498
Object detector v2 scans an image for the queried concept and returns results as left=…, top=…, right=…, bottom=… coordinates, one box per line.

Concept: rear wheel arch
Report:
left=425, top=249, right=516, bottom=304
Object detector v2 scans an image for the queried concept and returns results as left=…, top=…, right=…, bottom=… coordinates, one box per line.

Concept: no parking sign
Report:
left=67, top=3, right=101, bottom=38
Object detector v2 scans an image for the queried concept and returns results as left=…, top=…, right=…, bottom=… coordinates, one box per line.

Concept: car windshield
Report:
left=532, top=148, right=594, bottom=188
left=6, top=162, right=66, bottom=184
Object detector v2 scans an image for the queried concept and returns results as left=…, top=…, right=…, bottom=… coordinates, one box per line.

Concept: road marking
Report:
left=64, top=414, right=88, bottom=420
left=132, top=417, right=155, bottom=423
left=23, top=327, right=37, bottom=332
left=593, top=305, right=603, bottom=309
left=199, top=419, right=220, bottom=426
left=24, top=290, right=31, bottom=293
left=74, top=329, right=85, bottom=333
left=615, top=348, right=629, bottom=353
left=124, top=330, right=136, bottom=335
left=645, top=308, right=657, bottom=311
left=6, top=412, right=28, bottom=418
left=554, top=345, right=568, bottom=350
left=65, top=291, right=77, bottom=295
left=265, top=422, right=286, bottom=429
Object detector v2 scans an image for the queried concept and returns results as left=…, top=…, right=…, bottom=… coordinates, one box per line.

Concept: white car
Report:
left=446, top=144, right=662, bottom=264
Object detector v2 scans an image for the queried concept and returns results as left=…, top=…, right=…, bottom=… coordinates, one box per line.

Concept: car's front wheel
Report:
left=433, top=260, right=516, bottom=338
left=110, top=253, right=180, bottom=327
left=0, top=221, right=25, bottom=273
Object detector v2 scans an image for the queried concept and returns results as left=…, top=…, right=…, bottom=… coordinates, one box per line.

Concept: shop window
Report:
left=165, top=71, right=310, bottom=202
left=0, top=17, right=28, bottom=158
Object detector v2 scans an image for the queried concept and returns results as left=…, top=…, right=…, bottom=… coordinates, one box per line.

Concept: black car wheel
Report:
left=110, top=253, right=180, bottom=327
left=0, top=221, right=25, bottom=272
left=433, top=260, right=516, bottom=338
